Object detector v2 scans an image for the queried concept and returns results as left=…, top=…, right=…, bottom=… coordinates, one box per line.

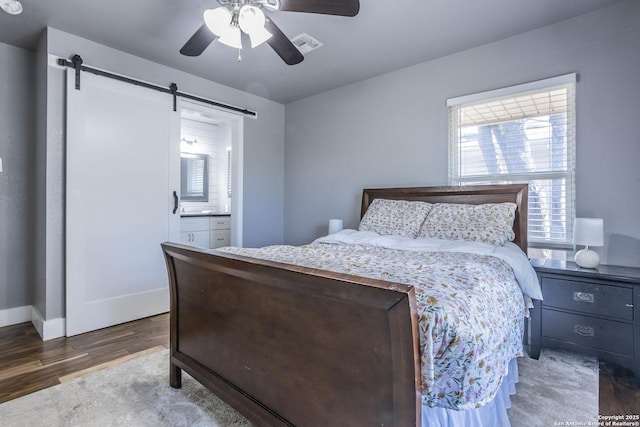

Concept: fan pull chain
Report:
left=237, top=49, right=242, bottom=62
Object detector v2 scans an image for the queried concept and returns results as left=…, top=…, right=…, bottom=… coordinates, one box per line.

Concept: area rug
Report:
left=509, top=348, right=599, bottom=426
left=0, top=348, right=598, bottom=426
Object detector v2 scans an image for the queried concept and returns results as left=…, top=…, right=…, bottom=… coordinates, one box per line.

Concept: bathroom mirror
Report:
left=181, top=153, right=209, bottom=202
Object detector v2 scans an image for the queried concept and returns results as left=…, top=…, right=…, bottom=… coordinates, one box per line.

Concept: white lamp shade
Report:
left=573, top=218, right=604, bottom=247
left=247, top=26, right=272, bottom=48
left=203, top=7, right=242, bottom=49
left=239, top=6, right=264, bottom=33
left=218, top=26, right=242, bottom=49
left=239, top=5, right=272, bottom=47
left=203, top=8, right=232, bottom=37
left=328, top=219, right=343, bottom=235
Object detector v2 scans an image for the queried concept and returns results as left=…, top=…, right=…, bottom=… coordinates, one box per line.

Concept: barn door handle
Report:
left=172, top=191, right=179, bottom=214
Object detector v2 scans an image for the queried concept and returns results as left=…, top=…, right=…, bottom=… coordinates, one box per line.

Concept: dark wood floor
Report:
left=599, top=361, right=640, bottom=416
left=0, top=314, right=638, bottom=417
left=0, top=314, right=169, bottom=404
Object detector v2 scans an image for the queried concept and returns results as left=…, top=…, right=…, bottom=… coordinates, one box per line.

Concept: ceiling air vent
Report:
left=291, top=33, right=323, bottom=55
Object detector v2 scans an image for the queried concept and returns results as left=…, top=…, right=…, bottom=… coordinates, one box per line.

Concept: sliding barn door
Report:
left=66, top=71, right=180, bottom=336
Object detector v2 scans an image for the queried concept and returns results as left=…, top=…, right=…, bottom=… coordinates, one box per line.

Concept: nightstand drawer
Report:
left=541, top=277, right=633, bottom=321
left=542, top=309, right=633, bottom=356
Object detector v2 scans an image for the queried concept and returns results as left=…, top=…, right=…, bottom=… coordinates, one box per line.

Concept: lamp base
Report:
left=575, top=248, right=600, bottom=269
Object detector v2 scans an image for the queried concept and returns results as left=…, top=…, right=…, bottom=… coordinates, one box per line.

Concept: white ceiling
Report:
left=0, top=0, right=626, bottom=104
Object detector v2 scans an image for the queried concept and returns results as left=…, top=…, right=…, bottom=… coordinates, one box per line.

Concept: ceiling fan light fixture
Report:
left=203, top=7, right=234, bottom=37
left=204, top=7, right=242, bottom=49
left=247, top=26, right=272, bottom=48
left=262, top=0, right=280, bottom=12
left=181, top=0, right=360, bottom=63
left=0, top=0, right=22, bottom=15
left=218, top=25, right=242, bottom=49
left=239, top=5, right=272, bottom=48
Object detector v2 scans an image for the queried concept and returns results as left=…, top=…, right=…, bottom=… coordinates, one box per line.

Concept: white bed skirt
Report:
left=421, top=357, right=518, bottom=427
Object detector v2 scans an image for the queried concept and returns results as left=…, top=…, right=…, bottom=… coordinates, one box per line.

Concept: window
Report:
left=180, top=152, right=209, bottom=202
left=448, top=74, right=576, bottom=246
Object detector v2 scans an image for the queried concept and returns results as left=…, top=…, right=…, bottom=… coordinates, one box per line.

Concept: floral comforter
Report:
left=218, top=233, right=531, bottom=410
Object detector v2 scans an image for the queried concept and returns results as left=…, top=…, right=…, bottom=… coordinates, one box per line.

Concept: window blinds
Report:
left=448, top=75, right=576, bottom=245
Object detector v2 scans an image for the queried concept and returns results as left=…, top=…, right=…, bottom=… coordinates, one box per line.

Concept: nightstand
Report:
left=529, top=259, right=640, bottom=385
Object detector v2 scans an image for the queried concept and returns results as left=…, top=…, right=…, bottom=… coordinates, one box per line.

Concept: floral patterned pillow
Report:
left=418, top=202, right=517, bottom=245
left=359, top=199, right=433, bottom=238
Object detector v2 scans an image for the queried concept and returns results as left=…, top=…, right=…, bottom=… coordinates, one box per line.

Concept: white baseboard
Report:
left=30, top=306, right=66, bottom=340
left=0, top=305, right=66, bottom=341
left=0, top=305, right=32, bottom=327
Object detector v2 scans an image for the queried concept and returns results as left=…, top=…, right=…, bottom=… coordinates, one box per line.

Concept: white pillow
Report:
left=359, top=199, right=432, bottom=238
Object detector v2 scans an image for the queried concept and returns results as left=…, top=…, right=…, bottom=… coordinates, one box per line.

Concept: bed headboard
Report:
left=361, top=184, right=528, bottom=252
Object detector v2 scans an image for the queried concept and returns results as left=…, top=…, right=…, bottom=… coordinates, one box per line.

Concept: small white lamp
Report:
left=573, top=218, right=604, bottom=268
left=328, top=219, right=343, bottom=235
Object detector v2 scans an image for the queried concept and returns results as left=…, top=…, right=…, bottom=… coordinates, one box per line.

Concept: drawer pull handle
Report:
left=573, top=292, right=594, bottom=304
left=573, top=325, right=595, bottom=337
left=626, top=304, right=634, bottom=308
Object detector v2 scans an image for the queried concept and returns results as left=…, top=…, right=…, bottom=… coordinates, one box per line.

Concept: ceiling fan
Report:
left=180, top=0, right=360, bottom=65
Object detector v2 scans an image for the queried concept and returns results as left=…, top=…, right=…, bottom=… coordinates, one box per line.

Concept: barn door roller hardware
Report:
left=57, top=54, right=257, bottom=117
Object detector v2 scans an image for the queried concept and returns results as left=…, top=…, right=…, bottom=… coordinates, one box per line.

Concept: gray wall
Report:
left=0, top=42, right=35, bottom=310
left=34, top=27, right=285, bottom=320
left=284, top=1, right=640, bottom=268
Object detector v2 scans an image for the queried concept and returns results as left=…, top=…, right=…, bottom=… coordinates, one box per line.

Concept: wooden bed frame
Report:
left=161, top=184, right=528, bottom=427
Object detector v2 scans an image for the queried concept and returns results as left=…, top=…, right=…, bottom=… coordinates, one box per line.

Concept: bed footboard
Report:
left=161, top=242, right=421, bottom=427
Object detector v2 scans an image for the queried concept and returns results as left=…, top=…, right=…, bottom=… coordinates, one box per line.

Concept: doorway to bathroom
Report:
left=178, top=100, right=244, bottom=249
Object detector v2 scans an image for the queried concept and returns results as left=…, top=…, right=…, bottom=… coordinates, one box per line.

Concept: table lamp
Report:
left=573, top=218, right=604, bottom=268
left=328, top=219, right=343, bottom=235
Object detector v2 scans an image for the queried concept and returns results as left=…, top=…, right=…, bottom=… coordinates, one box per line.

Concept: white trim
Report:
left=42, top=317, right=66, bottom=340
left=30, top=306, right=66, bottom=340
left=30, top=306, right=45, bottom=337
left=446, top=73, right=577, bottom=107
left=0, top=306, right=66, bottom=341
left=0, top=305, right=31, bottom=327
left=47, top=53, right=66, bottom=69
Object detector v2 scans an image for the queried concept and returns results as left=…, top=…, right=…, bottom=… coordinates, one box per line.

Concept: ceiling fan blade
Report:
left=180, top=24, right=218, bottom=56
left=278, top=0, right=360, bottom=17
left=264, top=18, right=304, bottom=65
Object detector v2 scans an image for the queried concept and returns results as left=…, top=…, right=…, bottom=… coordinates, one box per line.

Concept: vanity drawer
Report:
left=542, top=308, right=633, bottom=356
left=541, top=277, right=633, bottom=321
left=181, top=217, right=210, bottom=232
left=210, top=217, right=231, bottom=230
left=210, top=230, right=230, bottom=248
